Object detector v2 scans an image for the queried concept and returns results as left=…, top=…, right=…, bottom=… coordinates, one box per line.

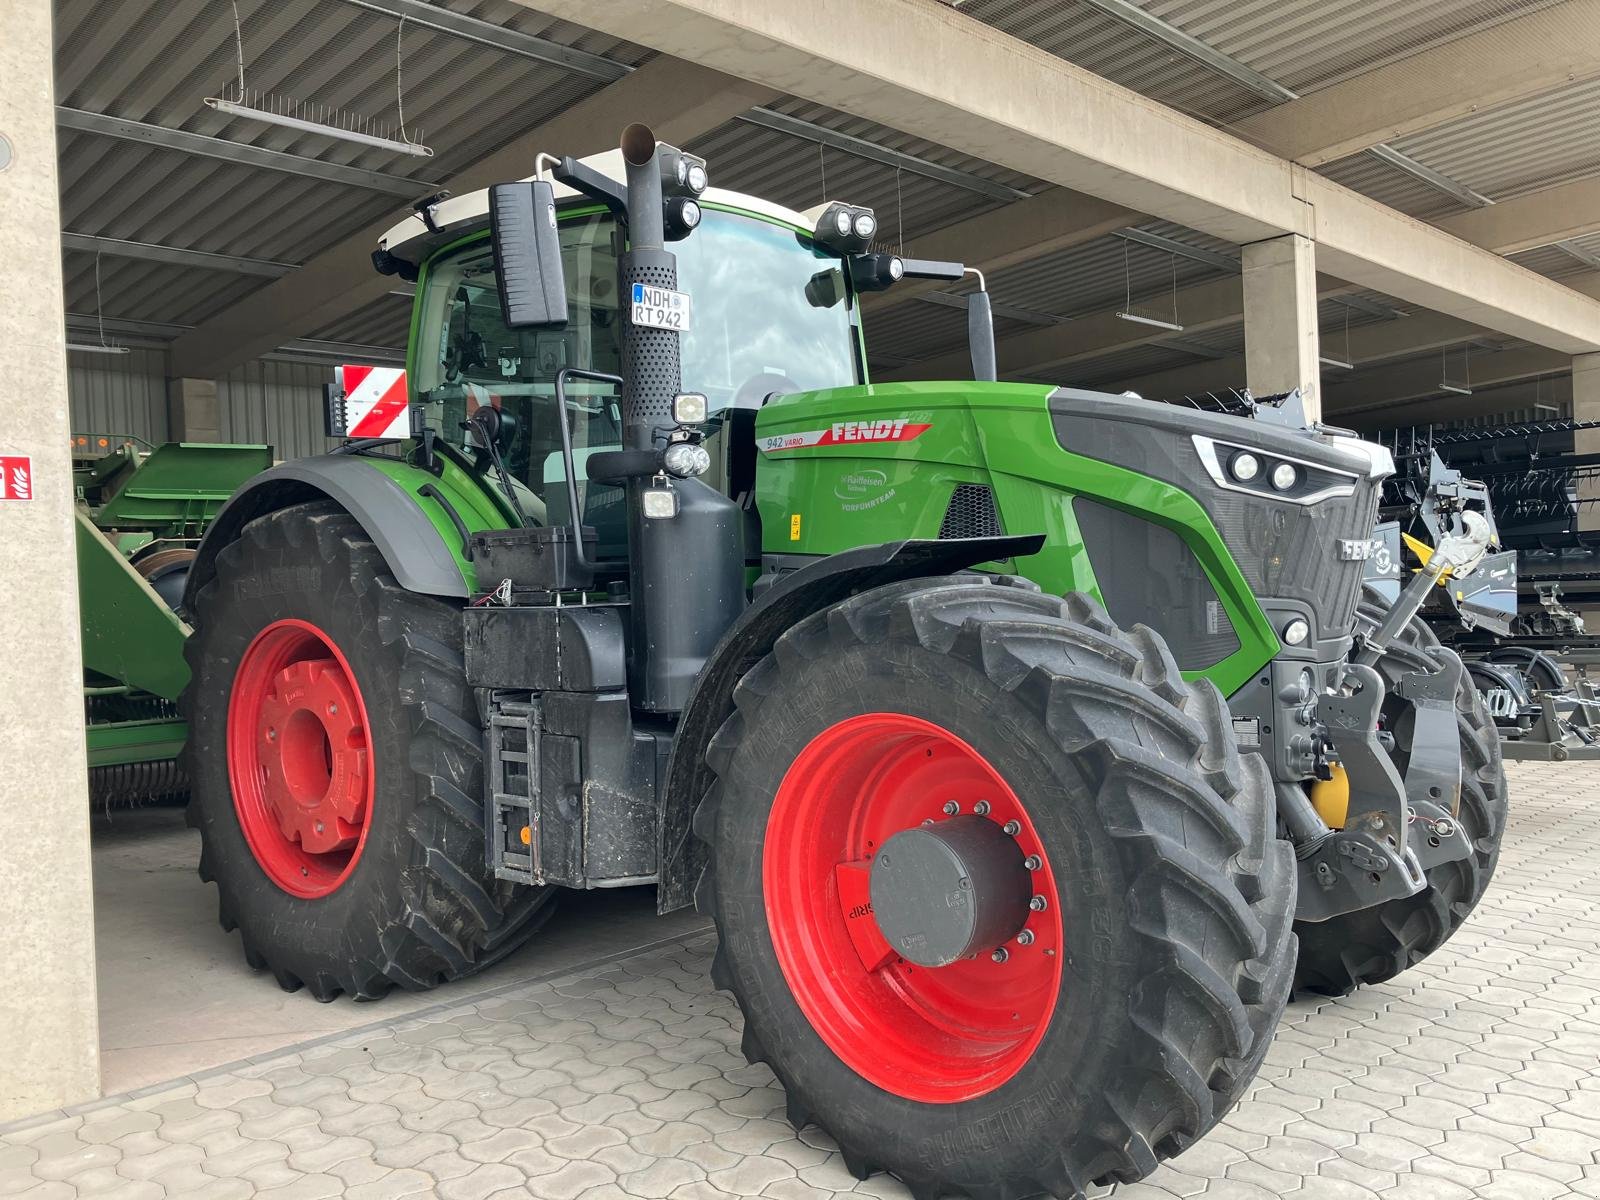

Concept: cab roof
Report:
left=377, top=148, right=818, bottom=269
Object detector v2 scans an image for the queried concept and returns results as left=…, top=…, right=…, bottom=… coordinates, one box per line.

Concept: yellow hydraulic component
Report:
left=1310, top=766, right=1350, bottom=829
left=1401, top=531, right=1455, bottom=584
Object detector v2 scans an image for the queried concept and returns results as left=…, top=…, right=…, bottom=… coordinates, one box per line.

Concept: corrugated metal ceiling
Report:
left=1387, top=74, right=1600, bottom=202
left=955, top=0, right=1559, bottom=124
left=49, top=0, right=1600, bottom=403
left=53, top=0, right=648, bottom=337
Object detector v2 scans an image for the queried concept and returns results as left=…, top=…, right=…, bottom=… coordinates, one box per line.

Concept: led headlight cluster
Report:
left=661, top=150, right=709, bottom=241
left=1225, top=451, right=1298, bottom=492
left=661, top=149, right=709, bottom=198
left=808, top=201, right=877, bottom=254
left=1194, top=436, right=1357, bottom=506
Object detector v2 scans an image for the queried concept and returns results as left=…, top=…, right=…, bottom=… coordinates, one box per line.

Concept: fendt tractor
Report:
left=181, top=125, right=1507, bottom=1200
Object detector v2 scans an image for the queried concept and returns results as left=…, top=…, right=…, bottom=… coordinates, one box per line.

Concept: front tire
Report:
left=183, top=501, right=555, bottom=1000
left=1292, top=588, right=1508, bottom=996
left=696, top=578, right=1297, bottom=1200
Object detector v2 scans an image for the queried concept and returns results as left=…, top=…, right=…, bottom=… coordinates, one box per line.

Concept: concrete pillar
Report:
left=0, top=0, right=101, bottom=1117
left=1575, top=354, right=1600, bottom=536
left=167, top=377, right=223, bottom=442
left=1243, top=234, right=1322, bottom=421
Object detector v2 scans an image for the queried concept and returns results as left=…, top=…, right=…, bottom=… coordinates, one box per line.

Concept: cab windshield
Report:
left=412, top=206, right=857, bottom=545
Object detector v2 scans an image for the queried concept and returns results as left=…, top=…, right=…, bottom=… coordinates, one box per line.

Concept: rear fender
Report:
left=183, top=456, right=481, bottom=613
left=655, top=533, right=1043, bottom=913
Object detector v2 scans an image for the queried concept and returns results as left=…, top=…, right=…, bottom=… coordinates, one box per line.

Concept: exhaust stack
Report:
left=614, top=125, right=746, bottom=712
left=619, top=123, right=680, bottom=452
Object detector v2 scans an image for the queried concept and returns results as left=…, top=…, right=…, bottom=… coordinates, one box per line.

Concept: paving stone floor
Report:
left=4, top=760, right=1599, bottom=1199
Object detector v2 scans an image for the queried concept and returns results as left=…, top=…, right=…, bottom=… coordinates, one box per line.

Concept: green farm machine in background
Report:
left=74, top=437, right=272, bottom=806
left=175, top=127, right=1507, bottom=1199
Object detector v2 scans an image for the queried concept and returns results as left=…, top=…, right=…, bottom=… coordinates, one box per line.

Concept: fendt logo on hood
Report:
left=758, top=419, right=932, bottom=453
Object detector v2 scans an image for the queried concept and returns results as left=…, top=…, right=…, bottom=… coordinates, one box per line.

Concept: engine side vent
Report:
left=939, top=484, right=1003, bottom=539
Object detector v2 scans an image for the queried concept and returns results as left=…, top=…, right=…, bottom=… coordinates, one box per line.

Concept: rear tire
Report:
left=1292, top=588, right=1508, bottom=997
left=183, top=501, right=555, bottom=1000
left=696, top=577, right=1296, bottom=1200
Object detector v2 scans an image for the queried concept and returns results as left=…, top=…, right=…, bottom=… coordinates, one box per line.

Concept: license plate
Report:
left=630, top=282, right=692, bottom=331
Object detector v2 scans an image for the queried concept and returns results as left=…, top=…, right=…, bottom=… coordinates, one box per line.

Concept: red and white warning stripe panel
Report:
left=338, top=365, right=413, bottom=440
left=758, top=419, right=931, bottom=454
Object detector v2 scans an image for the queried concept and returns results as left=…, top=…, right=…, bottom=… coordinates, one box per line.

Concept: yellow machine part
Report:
left=1310, top=766, right=1350, bottom=829
left=1402, top=531, right=1455, bottom=584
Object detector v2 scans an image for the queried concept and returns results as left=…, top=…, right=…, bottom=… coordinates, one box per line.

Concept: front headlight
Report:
left=1230, top=452, right=1260, bottom=482
left=662, top=442, right=711, bottom=478
left=1271, top=462, right=1298, bottom=491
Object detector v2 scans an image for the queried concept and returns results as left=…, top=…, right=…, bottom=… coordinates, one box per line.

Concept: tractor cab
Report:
left=378, top=152, right=867, bottom=558
left=373, top=147, right=987, bottom=569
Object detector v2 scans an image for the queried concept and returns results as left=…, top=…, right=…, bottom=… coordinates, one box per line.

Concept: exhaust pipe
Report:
left=619, top=123, right=679, bottom=451
left=615, top=125, right=746, bottom=712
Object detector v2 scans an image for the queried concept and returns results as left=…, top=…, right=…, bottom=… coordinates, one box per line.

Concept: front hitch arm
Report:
left=1295, top=664, right=1427, bottom=923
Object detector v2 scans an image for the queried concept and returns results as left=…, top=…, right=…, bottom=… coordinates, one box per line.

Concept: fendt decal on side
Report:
left=757, top=418, right=931, bottom=452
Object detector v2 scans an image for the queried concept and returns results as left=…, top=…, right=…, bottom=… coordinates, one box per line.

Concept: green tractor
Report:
left=181, top=125, right=1506, bottom=1199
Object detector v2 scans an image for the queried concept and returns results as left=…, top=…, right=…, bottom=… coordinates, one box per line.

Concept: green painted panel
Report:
left=754, top=381, right=1278, bottom=694
left=86, top=718, right=188, bottom=768
left=75, top=510, right=190, bottom=700
left=353, top=454, right=519, bottom=594
left=93, top=442, right=274, bottom=535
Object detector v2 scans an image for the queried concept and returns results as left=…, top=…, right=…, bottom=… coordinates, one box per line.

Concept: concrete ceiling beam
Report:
left=521, top=0, right=1600, bottom=353
left=1438, top=177, right=1600, bottom=254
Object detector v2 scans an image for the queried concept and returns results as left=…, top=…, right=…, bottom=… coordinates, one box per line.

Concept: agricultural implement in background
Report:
left=1378, top=421, right=1600, bottom=760
left=177, top=128, right=1506, bottom=1200
left=74, top=438, right=273, bottom=805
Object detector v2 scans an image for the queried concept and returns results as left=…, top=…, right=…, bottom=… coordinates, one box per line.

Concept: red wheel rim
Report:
left=763, top=713, right=1063, bottom=1103
left=227, top=619, right=375, bottom=898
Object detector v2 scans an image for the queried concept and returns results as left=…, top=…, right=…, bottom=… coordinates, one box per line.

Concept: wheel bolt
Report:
left=1002, top=820, right=1021, bottom=836
left=1029, top=894, right=1048, bottom=911
left=974, top=800, right=991, bottom=816
left=1017, top=929, right=1035, bottom=946
left=921, top=818, right=934, bottom=827
left=1024, top=855, right=1042, bottom=871
left=315, top=821, right=325, bottom=834
left=991, top=947, right=1009, bottom=964
left=942, top=801, right=959, bottom=816
left=266, top=728, right=277, bottom=741
left=328, top=703, right=338, bottom=716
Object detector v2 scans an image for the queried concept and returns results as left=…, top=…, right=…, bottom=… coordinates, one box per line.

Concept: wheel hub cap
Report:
left=762, top=712, right=1064, bottom=1103
left=256, top=658, right=368, bottom=854
left=871, top=816, right=1031, bottom=967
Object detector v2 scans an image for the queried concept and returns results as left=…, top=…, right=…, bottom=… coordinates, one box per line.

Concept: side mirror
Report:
left=489, top=180, right=568, bottom=329
left=967, top=290, right=997, bottom=382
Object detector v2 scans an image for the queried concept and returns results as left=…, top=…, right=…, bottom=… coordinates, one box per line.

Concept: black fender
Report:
left=655, top=533, right=1044, bottom=913
left=182, top=456, right=472, bottom=614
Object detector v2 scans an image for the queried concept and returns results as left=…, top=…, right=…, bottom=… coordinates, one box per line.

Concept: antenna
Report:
left=204, top=1, right=433, bottom=158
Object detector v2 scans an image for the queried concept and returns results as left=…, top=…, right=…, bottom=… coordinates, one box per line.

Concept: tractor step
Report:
left=487, top=695, right=544, bottom=885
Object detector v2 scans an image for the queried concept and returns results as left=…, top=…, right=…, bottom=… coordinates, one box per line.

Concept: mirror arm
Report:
left=553, top=157, right=628, bottom=217
left=898, top=257, right=966, bottom=282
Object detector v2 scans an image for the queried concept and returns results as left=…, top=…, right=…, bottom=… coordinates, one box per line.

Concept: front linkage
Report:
left=1289, top=511, right=1492, bottom=922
